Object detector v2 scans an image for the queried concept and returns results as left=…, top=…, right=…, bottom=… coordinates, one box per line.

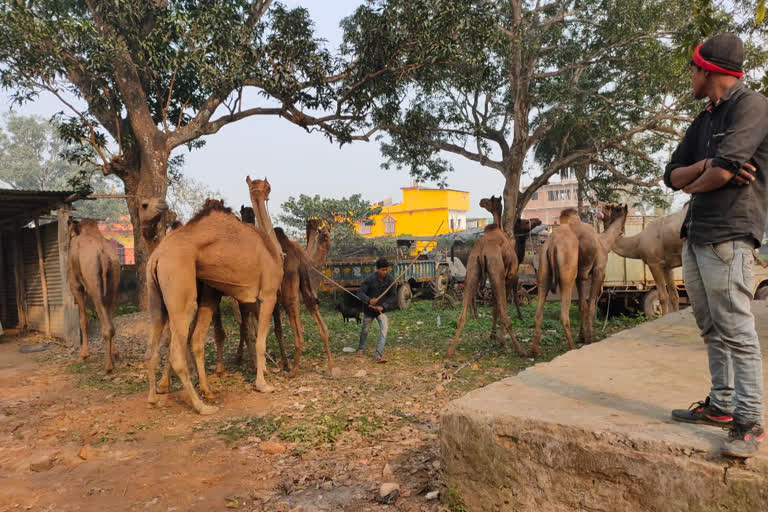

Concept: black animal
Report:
left=336, top=293, right=363, bottom=323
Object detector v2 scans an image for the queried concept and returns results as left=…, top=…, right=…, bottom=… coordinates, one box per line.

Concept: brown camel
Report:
left=305, top=218, right=332, bottom=288
left=66, top=218, right=121, bottom=373
left=530, top=203, right=628, bottom=357
left=446, top=196, right=524, bottom=358
left=144, top=178, right=284, bottom=415
left=609, top=204, right=688, bottom=316
left=138, top=197, right=176, bottom=254
left=225, top=209, right=334, bottom=377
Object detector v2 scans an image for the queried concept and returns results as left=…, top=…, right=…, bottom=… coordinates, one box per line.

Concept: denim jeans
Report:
left=683, top=238, right=764, bottom=423
left=358, top=313, right=389, bottom=358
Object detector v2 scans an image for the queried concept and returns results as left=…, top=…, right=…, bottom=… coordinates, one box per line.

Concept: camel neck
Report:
left=599, top=214, right=627, bottom=249
left=252, top=198, right=283, bottom=262
left=611, top=234, right=642, bottom=258
left=306, top=229, right=319, bottom=258
left=313, top=243, right=330, bottom=268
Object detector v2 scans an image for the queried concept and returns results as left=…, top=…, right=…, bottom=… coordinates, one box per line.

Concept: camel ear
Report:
left=246, top=176, right=252, bottom=186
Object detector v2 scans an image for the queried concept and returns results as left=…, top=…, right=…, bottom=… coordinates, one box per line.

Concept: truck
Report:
left=518, top=215, right=768, bottom=317
left=320, top=256, right=450, bottom=310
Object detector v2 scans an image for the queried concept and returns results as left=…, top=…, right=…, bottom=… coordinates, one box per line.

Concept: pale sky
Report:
left=0, top=1, right=568, bottom=221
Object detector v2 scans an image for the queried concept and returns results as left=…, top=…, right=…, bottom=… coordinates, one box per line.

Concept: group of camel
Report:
left=66, top=178, right=713, bottom=415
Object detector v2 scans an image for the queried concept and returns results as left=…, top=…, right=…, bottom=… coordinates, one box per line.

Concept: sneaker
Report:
left=721, top=420, right=765, bottom=458
left=671, top=397, right=733, bottom=427
left=374, top=356, right=388, bottom=364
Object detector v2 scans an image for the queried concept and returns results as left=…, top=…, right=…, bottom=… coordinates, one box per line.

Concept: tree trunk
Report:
left=502, top=162, right=523, bottom=236
left=122, top=146, right=170, bottom=311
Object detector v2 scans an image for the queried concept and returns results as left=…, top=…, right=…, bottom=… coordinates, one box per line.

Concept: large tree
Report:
left=344, top=0, right=737, bottom=231
left=0, top=0, right=438, bottom=308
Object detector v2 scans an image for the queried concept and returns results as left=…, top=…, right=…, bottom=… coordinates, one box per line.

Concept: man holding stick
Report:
left=357, top=258, right=397, bottom=363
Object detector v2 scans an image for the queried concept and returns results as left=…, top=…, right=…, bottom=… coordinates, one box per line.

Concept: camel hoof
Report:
left=330, top=367, right=342, bottom=379
left=198, top=404, right=219, bottom=416
left=156, top=383, right=170, bottom=394
left=255, top=382, right=275, bottom=393
left=202, top=391, right=215, bottom=400
left=78, top=354, right=89, bottom=362
left=528, top=350, right=540, bottom=359
left=104, top=364, right=114, bottom=374
left=215, top=365, right=225, bottom=377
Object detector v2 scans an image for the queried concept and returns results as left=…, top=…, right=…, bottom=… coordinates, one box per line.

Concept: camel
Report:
left=446, top=196, right=525, bottom=358
left=609, top=204, right=688, bottom=316
left=510, top=217, right=543, bottom=318
left=144, top=177, right=284, bottom=415
left=225, top=209, right=334, bottom=377
left=66, top=218, right=121, bottom=373
left=529, top=203, right=628, bottom=357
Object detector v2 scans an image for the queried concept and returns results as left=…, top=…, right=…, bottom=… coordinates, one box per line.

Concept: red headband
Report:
left=692, top=43, right=744, bottom=78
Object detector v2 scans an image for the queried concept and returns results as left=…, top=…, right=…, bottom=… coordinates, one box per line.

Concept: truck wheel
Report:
left=429, top=271, right=450, bottom=298
left=397, top=283, right=413, bottom=310
left=755, top=286, right=768, bottom=301
left=643, top=290, right=662, bottom=318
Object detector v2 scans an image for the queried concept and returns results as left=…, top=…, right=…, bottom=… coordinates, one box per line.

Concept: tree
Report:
left=0, top=0, right=429, bottom=308
left=0, top=113, right=128, bottom=219
left=167, top=172, right=221, bottom=223
left=344, top=0, right=731, bottom=231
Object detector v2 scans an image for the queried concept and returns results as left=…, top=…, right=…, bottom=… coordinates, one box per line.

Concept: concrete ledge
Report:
left=441, top=303, right=768, bottom=511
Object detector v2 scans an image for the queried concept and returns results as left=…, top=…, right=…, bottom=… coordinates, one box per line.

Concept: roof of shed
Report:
left=0, top=188, right=80, bottom=230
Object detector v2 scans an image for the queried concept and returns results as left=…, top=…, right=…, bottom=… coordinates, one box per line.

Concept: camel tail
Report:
left=548, top=245, right=559, bottom=294
left=99, top=253, right=110, bottom=300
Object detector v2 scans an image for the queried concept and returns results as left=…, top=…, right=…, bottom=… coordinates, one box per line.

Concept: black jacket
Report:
left=357, top=272, right=397, bottom=317
left=663, top=81, right=768, bottom=247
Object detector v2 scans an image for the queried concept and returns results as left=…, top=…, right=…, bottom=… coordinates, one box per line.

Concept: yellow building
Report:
left=356, top=186, right=470, bottom=253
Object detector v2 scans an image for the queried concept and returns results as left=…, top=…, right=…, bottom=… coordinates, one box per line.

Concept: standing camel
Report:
left=144, top=177, right=284, bottom=415
left=610, top=204, right=688, bottom=316
left=446, top=196, right=525, bottom=358
left=227, top=209, right=334, bottom=377
left=66, top=219, right=121, bottom=373
left=530, top=204, right=628, bottom=357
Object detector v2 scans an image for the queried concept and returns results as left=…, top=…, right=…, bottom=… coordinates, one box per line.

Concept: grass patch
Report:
left=66, top=360, right=145, bottom=395
left=216, top=414, right=282, bottom=444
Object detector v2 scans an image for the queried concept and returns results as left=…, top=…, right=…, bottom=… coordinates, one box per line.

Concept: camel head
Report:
left=306, top=218, right=323, bottom=233
left=601, top=203, right=629, bottom=233
left=479, top=196, right=502, bottom=216
left=514, top=217, right=543, bottom=234
left=240, top=205, right=256, bottom=225
left=138, top=197, right=169, bottom=238
left=246, top=176, right=271, bottom=204
left=67, top=217, right=81, bottom=239
left=559, top=208, right=580, bottom=225
left=318, top=223, right=331, bottom=244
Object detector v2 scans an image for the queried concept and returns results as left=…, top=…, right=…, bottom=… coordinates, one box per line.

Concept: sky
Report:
left=0, top=0, right=518, bottom=221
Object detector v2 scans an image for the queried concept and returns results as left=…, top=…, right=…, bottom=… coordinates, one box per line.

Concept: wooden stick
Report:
left=375, top=220, right=444, bottom=301
left=309, top=266, right=361, bottom=301
left=33, top=218, right=51, bottom=335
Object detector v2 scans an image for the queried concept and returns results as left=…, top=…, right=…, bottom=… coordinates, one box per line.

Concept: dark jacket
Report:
left=357, top=272, right=397, bottom=317
left=663, top=81, right=768, bottom=247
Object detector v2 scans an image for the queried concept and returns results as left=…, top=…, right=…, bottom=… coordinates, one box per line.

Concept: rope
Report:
left=309, top=266, right=361, bottom=301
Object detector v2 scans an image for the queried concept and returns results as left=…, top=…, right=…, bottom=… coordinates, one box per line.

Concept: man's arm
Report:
left=664, top=122, right=700, bottom=190
left=685, top=94, right=768, bottom=193
left=380, top=276, right=397, bottom=311
left=357, top=276, right=372, bottom=304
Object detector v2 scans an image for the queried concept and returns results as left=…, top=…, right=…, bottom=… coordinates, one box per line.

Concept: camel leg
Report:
left=70, top=283, right=90, bottom=362
left=307, top=302, right=334, bottom=371
left=146, top=286, right=168, bottom=406
left=254, top=296, right=278, bottom=393
left=487, top=256, right=525, bottom=356
left=576, top=278, right=589, bottom=345
left=273, top=304, right=290, bottom=372
left=212, top=304, right=226, bottom=376
left=559, top=279, right=576, bottom=351
left=470, top=296, right=478, bottom=319
left=157, top=333, right=173, bottom=394
left=189, top=287, right=220, bottom=399
left=446, top=259, right=482, bottom=359
left=236, top=311, right=246, bottom=365
left=240, top=304, right=258, bottom=372
left=529, top=260, right=551, bottom=358
left=585, top=269, right=606, bottom=345
left=92, top=297, right=116, bottom=373
left=648, top=264, right=670, bottom=316
left=283, top=299, right=305, bottom=378
left=664, top=267, right=680, bottom=312
left=512, top=275, right=523, bottom=321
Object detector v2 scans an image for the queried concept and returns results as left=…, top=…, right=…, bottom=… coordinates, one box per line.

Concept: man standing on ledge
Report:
left=665, top=33, right=768, bottom=458
left=357, top=258, right=397, bottom=363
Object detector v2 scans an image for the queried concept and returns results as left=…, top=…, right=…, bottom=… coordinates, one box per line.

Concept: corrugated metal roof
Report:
left=0, top=188, right=80, bottom=229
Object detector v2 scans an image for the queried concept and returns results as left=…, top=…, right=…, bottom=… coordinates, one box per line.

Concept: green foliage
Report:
left=216, top=415, right=281, bottom=444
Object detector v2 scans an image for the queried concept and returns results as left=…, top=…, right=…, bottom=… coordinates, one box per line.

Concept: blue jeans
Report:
left=358, top=313, right=389, bottom=358
left=683, top=238, right=764, bottom=423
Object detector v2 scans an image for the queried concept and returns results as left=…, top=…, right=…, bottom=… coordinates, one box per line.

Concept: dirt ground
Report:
left=0, top=300, right=641, bottom=512
left=0, top=322, right=454, bottom=512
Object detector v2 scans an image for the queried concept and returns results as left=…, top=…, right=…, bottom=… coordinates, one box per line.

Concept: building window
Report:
left=384, top=218, right=396, bottom=234
left=532, top=192, right=538, bottom=200
left=359, top=221, right=371, bottom=235
left=548, top=190, right=555, bottom=201
left=450, top=218, right=454, bottom=230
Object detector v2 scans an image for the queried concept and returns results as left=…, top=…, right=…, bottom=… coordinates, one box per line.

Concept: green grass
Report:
left=66, top=360, right=145, bottom=395
left=215, top=414, right=282, bottom=444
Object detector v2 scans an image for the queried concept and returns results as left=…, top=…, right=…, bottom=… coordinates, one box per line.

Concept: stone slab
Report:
left=441, top=302, right=768, bottom=511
